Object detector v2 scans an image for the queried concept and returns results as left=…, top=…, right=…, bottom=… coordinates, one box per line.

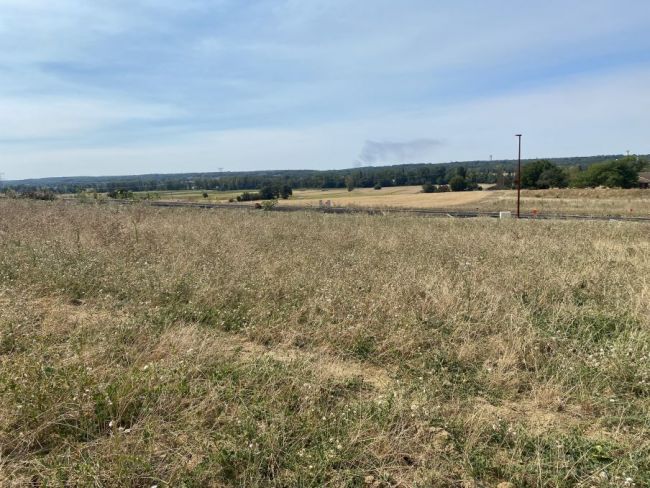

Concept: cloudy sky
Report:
left=1, top=0, right=649, bottom=179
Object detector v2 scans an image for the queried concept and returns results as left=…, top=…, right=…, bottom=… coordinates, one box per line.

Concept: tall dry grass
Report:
left=0, top=200, right=648, bottom=487
left=457, top=188, right=650, bottom=216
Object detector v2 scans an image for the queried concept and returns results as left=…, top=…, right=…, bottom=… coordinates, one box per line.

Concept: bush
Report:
left=254, top=184, right=293, bottom=200
left=280, top=185, right=293, bottom=199
left=522, top=160, right=568, bottom=189
left=259, top=185, right=277, bottom=200
left=237, top=192, right=262, bottom=202
left=202, top=192, right=209, bottom=199
left=449, top=176, right=467, bottom=192
left=261, top=200, right=277, bottom=211
left=373, top=183, right=382, bottom=190
left=22, top=190, right=57, bottom=201
left=345, top=176, right=355, bottom=192
left=571, top=157, right=646, bottom=189
left=423, top=183, right=452, bottom=193
left=107, top=189, right=133, bottom=199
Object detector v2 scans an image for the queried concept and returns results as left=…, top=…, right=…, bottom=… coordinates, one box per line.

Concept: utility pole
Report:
left=515, top=134, right=522, bottom=219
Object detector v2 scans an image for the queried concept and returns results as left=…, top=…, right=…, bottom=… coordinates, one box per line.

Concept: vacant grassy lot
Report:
left=1, top=201, right=648, bottom=487
left=456, top=189, right=650, bottom=217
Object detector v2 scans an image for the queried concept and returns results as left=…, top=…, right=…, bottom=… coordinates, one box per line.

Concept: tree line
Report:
left=519, top=156, right=646, bottom=190
left=1, top=154, right=646, bottom=195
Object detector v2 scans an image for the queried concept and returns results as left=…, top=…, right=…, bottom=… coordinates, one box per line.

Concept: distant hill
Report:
left=1, top=154, right=644, bottom=193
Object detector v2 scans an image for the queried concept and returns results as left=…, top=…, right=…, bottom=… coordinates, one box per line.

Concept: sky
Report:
left=1, top=0, right=649, bottom=180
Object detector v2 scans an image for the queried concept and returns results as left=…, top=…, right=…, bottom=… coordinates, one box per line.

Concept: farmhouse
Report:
left=639, top=172, right=650, bottom=189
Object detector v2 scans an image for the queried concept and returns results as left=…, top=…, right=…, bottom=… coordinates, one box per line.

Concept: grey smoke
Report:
left=357, top=138, right=444, bottom=165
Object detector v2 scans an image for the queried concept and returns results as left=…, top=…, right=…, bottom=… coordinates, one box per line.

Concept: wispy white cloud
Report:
left=0, top=1, right=649, bottom=178
left=4, top=64, right=649, bottom=178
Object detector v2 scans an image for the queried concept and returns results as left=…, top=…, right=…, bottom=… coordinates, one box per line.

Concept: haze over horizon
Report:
left=1, top=0, right=649, bottom=180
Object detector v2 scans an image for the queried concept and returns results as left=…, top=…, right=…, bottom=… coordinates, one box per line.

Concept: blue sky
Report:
left=1, top=0, right=649, bottom=179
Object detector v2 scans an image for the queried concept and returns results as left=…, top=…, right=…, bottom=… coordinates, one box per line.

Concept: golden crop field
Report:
left=283, top=186, right=489, bottom=209
left=151, top=186, right=650, bottom=217
left=1, top=200, right=648, bottom=486
left=280, top=187, right=650, bottom=216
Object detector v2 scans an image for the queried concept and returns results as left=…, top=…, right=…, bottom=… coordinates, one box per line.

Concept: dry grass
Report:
left=154, top=186, right=650, bottom=217
left=0, top=200, right=648, bottom=487
left=456, top=188, right=650, bottom=216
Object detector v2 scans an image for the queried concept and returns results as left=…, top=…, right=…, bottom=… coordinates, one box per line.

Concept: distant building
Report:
left=639, top=172, right=650, bottom=189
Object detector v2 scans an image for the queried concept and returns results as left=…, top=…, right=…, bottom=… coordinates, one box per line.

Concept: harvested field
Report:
left=283, top=186, right=489, bottom=209
left=148, top=186, right=650, bottom=217
left=0, top=201, right=648, bottom=486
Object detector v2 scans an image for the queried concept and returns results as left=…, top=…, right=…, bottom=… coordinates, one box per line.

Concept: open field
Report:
left=455, top=189, right=650, bottom=217
left=148, top=186, right=488, bottom=208
left=134, top=189, right=244, bottom=202
left=1, top=201, right=649, bottom=486
left=282, top=186, right=489, bottom=209
left=149, top=187, right=650, bottom=217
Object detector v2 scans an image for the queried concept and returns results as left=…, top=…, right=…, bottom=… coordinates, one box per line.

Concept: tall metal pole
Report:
left=515, top=134, right=522, bottom=218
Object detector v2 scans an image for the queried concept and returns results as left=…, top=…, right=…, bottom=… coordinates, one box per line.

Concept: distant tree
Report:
left=422, top=183, right=435, bottom=193
left=345, top=175, right=355, bottom=192
left=237, top=191, right=262, bottom=202
left=107, top=189, right=133, bottom=199
left=280, top=184, right=293, bottom=199
left=259, top=185, right=278, bottom=200
left=449, top=175, right=467, bottom=192
left=522, top=160, right=568, bottom=189
left=537, top=167, right=568, bottom=189
left=571, top=157, right=646, bottom=188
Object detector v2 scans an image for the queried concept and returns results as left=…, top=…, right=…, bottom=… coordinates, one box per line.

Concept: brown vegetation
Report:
left=0, top=200, right=648, bottom=486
